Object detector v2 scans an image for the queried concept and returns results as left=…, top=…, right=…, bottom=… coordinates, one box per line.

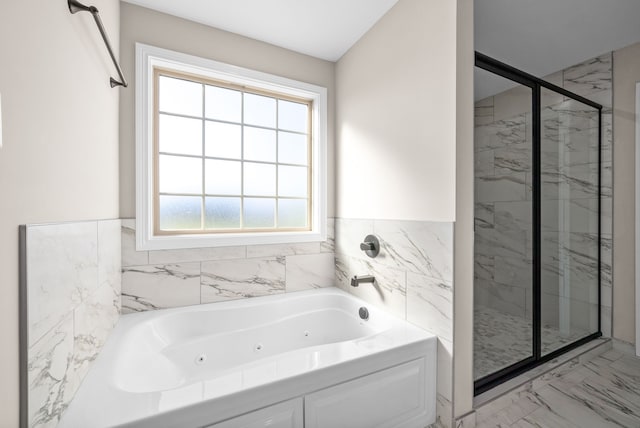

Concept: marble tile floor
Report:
left=475, top=305, right=590, bottom=380
left=475, top=348, right=640, bottom=427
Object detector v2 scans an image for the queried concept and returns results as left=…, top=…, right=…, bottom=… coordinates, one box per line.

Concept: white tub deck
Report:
left=60, top=287, right=436, bottom=428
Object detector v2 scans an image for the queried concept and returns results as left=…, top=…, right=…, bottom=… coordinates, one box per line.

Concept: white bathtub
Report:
left=60, top=287, right=436, bottom=428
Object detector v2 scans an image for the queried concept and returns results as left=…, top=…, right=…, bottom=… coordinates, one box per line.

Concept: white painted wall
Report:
left=614, top=41, right=640, bottom=346
left=335, top=0, right=457, bottom=222
left=0, top=1, right=121, bottom=426
left=454, top=0, right=475, bottom=419
left=636, top=81, right=640, bottom=356
left=335, top=0, right=474, bottom=423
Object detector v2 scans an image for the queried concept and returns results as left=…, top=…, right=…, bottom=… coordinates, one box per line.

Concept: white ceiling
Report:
left=121, top=0, right=399, bottom=61
left=121, top=1, right=640, bottom=98
left=475, top=0, right=640, bottom=100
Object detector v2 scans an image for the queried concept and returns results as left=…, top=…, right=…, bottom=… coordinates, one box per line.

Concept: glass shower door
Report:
left=540, top=87, right=600, bottom=355
left=474, top=52, right=603, bottom=394
left=474, top=67, right=534, bottom=380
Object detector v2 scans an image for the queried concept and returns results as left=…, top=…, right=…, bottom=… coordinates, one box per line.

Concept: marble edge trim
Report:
left=436, top=393, right=453, bottom=428
left=19, top=225, right=28, bottom=428
left=335, top=216, right=453, bottom=224
left=455, top=410, right=476, bottom=428
left=24, top=218, right=122, bottom=228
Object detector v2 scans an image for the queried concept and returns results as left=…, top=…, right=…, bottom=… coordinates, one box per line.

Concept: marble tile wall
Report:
left=120, top=218, right=335, bottom=313
left=334, top=218, right=454, bottom=428
left=474, top=52, right=612, bottom=337
left=23, top=219, right=121, bottom=428
left=474, top=82, right=533, bottom=328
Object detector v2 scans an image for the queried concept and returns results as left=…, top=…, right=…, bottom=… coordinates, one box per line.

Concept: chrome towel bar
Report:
left=68, top=0, right=128, bottom=88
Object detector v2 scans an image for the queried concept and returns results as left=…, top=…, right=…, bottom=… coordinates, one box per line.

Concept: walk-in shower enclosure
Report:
left=473, top=53, right=602, bottom=393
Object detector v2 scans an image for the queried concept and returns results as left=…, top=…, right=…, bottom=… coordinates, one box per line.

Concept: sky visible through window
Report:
left=155, top=72, right=311, bottom=233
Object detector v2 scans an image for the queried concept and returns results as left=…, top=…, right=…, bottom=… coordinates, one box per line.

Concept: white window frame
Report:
left=136, top=43, right=327, bottom=250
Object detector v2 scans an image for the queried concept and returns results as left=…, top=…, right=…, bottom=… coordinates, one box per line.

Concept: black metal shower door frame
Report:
left=474, top=52, right=603, bottom=395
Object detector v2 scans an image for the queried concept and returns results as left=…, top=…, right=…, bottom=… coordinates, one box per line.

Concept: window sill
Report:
left=135, top=228, right=327, bottom=251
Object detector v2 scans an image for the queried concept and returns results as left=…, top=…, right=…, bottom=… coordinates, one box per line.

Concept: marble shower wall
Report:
left=334, top=218, right=454, bottom=428
left=120, top=218, right=335, bottom=312
left=474, top=97, right=533, bottom=323
left=474, top=53, right=612, bottom=336
left=23, top=219, right=121, bottom=428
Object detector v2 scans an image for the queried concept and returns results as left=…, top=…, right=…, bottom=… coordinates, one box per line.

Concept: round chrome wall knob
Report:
left=359, top=234, right=380, bottom=258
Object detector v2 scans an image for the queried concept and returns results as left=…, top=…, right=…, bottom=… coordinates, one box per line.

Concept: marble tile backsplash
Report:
left=334, top=217, right=454, bottom=428
left=474, top=52, right=613, bottom=337
left=22, top=219, right=121, bottom=428
left=121, top=219, right=336, bottom=313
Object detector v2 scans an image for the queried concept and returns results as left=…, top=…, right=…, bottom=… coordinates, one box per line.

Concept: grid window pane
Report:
left=205, top=85, right=241, bottom=123
left=159, top=155, right=202, bottom=194
left=159, top=114, right=202, bottom=156
left=205, top=121, right=241, bottom=159
left=278, top=199, right=307, bottom=228
left=205, top=159, right=241, bottom=195
left=205, top=197, right=241, bottom=229
left=244, top=93, right=276, bottom=128
left=159, top=195, right=202, bottom=230
left=278, top=100, right=308, bottom=133
left=244, top=198, right=275, bottom=228
left=278, top=165, right=307, bottom=197
left=244, top=126, right=276, bottom=162
left=156, top=71, right=313, bottom=234
left=159, top=76, right=202, bottom=117
left=244, top=162, right=276, bottom=196
left=278, top=131, right=308, bottom=165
